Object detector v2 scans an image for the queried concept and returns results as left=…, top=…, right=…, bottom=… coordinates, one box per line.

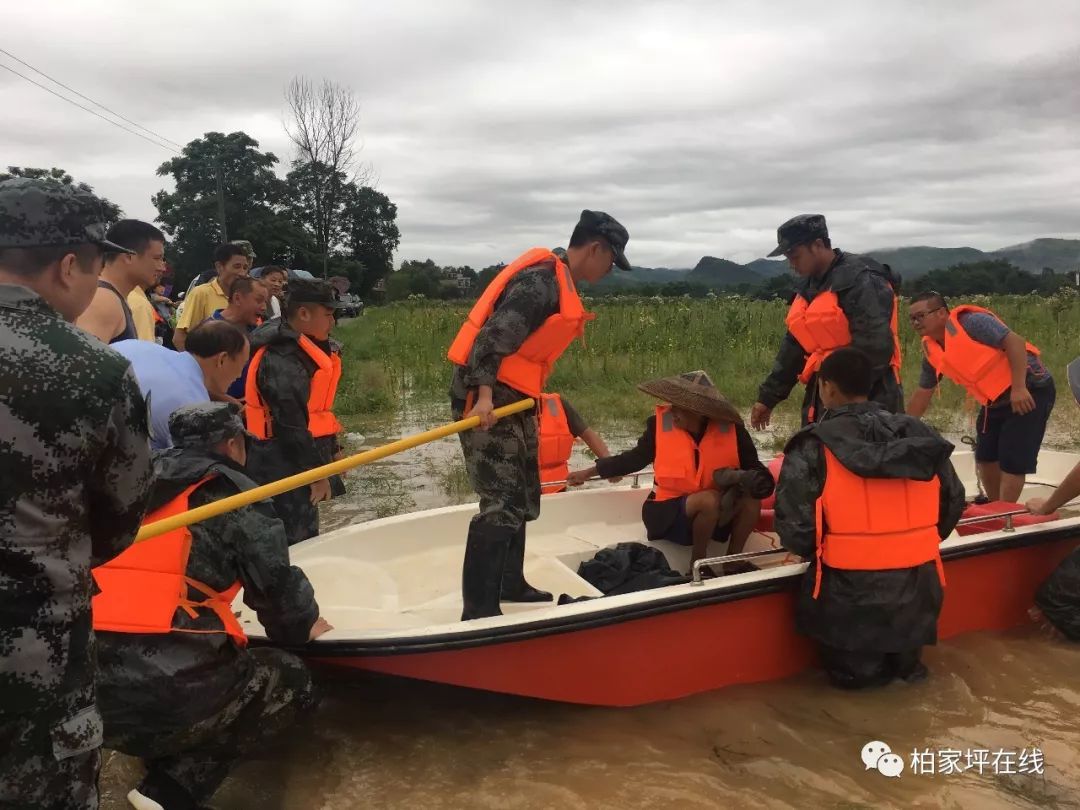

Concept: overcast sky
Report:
left=5, top=0, right=1080, bottom=268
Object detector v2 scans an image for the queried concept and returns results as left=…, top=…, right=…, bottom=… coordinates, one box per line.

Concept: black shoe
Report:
left=500, top=525, right=552, bottom=603
left=461, top=525, right=510, bottom=621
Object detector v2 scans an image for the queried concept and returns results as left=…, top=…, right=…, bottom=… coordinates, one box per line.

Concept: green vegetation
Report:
left=335, top=291, right=1080, bottom=439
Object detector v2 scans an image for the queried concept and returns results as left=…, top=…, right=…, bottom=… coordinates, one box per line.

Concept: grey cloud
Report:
left=4, top=0, right=1079, bottom=269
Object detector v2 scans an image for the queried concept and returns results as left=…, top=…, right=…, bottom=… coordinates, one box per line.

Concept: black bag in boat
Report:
left=578, top=542, right=690, bottom=596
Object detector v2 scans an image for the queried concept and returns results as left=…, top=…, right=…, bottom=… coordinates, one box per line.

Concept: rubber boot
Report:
left=461, top=524, right=509, bottom=621
left=500, top=525, right=552, bottom=603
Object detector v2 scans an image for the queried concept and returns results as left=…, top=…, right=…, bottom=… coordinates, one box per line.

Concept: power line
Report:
left=0, top=46, right=184, bottom=149
left=0, top=62, right=178, bottom=153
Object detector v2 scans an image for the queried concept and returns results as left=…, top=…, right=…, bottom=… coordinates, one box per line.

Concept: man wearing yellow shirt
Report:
left=127, top=261, right=166, bottom=341
left=173, top=243, right=249, bottom=350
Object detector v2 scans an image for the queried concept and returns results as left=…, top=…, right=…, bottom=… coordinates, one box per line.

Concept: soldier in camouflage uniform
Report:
left=775, top=349, right=965, bottom=689
left=450, top=210, right=631, bottom=620
left=752, top=214, right=905, bottom=429
left=245, top=279, right=346, bottom=545
left=0, top=178, right=154, bottom=809
left=96, top=402, right=327, bottom=810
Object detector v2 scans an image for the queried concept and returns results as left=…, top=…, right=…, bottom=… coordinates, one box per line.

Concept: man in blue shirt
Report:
left=113, top=320, right=250, bottom=449
left=207, top=275, right=267, bottom=399
left=907, top=292, right=1054, bottom=502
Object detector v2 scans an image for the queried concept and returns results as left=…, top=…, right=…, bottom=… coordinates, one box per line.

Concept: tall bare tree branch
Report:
left=284, top=76, right=371, bottom=277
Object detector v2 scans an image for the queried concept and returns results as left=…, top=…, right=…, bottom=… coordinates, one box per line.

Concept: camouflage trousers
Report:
left=455, top=406, right=541, bottom=533
left=0, top=685, right=102, bottom=810
left=271, top=487, right=321, bottom=547
left=103, top=648, right=316, bottom=806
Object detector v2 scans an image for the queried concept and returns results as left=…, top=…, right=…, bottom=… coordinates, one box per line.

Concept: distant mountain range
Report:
left=588, top=238, right=1080, bottom=291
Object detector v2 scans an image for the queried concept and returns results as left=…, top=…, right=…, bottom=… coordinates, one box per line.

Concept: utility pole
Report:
left=215, top=158, right=228, bottom=243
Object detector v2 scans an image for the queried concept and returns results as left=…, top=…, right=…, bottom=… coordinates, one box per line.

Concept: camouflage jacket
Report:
left=246, top=319, right=343, bottom=491
left=96, top=447, right=320, bottom=725
left=757, top=251, right=901, bottom=409
left=0, top=284, right=153, bottom=716
left=449, top=249, right=563, bottom=408
left=775, top=402, right=965, bottom=651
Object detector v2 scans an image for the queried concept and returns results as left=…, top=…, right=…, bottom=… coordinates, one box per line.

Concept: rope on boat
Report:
left=133, top=398, right=536, bottom=543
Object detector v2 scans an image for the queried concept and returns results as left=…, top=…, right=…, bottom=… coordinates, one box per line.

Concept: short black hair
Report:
left=214, top=243, right=249, bottom=265
left=226, top=274, right=258, bottom=301
left=0, top=244, right=100, bottom=277
left=818, top=347, right=873, bottom=398
left=260, top=265, right=287, bottom=279
left=910, top=290, right=948, bottom=310
left=103, top=219, right=165, bottom=261
left=568, top=226, right=608, bottom=249
left=184, top=319, right=248, bottom=358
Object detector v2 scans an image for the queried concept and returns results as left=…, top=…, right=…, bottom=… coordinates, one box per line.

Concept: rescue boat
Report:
left=239, top=449, right=1080, bottom=707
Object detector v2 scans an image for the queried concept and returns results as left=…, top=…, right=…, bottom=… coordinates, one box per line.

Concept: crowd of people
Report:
left=3, top=176, right=1080, bottom=810
left=448, top=209, right=1080, bottom=693
left=0, top=177, right=346, bottom=810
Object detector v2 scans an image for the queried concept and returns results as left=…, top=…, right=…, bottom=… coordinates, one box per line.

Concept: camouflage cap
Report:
left=230, top=239, right=256, bottom=260
left=169, top=401, right=249, bottom=449
left=575, top=209, right=631, bottom=270
left=286, top=278, right=347, bottom=310
left=0, top=177, right=134, bottom=253
left=766, top=214, right=829, bottom=258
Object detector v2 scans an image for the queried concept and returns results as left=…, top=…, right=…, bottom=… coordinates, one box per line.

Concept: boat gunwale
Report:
left=255, top=519, right=1080, bottom=658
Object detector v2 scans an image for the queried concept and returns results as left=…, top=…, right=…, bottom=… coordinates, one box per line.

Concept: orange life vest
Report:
left=538, top=393, right=575, bottom=494
left=652, top=405, right=740, bottom=502
left=92, top=477, right=247, bottom=645
left=447, top=248, right=594, bottom=398
left=812, top=446, right=944, bottom=599
left=922, top=305, right=1040, bottom=406
left=785, top=289, right=902, bottom=384
left=245, top=334, right=343, bottom=439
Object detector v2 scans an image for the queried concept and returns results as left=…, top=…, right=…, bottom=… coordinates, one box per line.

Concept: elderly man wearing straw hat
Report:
left=568, top=371, right=774, bottom=574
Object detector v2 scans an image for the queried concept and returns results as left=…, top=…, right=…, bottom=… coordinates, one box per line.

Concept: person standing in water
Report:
left=775, top=348, right=965, bottom=689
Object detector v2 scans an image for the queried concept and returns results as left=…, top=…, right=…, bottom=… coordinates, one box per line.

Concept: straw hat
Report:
left=1068, top=356, right=1080, bottom=406
left=637, top=370, right=743, bottom=425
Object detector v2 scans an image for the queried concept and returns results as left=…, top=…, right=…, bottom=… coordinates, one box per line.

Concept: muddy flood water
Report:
left=102, top=405, right=1080, bottom=809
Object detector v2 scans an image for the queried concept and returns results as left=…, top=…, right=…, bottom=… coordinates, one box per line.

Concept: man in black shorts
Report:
left=907, top=292, right=1054, bottom=502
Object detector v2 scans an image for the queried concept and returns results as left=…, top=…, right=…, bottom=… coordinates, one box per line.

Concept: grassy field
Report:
left=335, top=291, right=1080, bottom=442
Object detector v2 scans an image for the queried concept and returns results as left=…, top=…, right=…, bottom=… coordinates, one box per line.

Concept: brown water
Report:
left=102, top=407, right=1080, bottom=809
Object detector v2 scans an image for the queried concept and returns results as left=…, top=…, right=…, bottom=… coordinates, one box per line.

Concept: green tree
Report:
left=912, top=260, right=1045, bottom=297
left=153, top=132, right=305, bottom=289
left=1, top=166, right=123, bottom=223
left=342, top=185, right=400, bottom=296
left=474, top=263, right=505, bottom=296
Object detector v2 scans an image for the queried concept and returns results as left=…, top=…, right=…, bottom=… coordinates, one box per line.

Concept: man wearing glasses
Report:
left=907, top=291, right=1054, bottom=503
left=752, top=214, right=904, bottom=429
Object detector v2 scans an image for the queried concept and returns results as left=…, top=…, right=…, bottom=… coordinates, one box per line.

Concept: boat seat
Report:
left=956, top=500, right=1060, bottom=536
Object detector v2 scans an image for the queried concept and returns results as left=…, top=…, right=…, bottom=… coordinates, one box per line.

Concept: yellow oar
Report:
left=134, top=397, right=535, bottom=543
